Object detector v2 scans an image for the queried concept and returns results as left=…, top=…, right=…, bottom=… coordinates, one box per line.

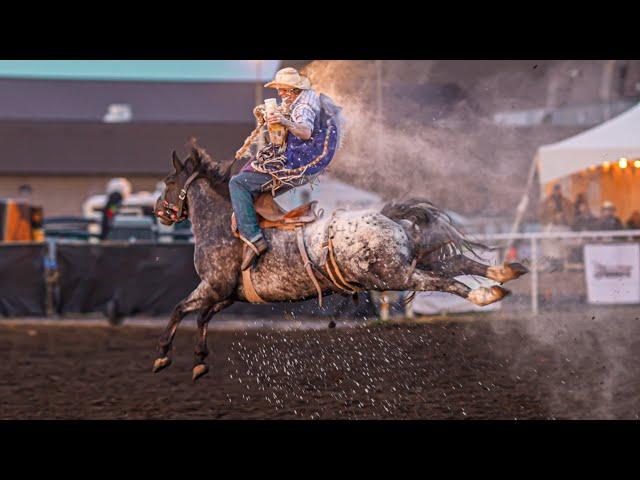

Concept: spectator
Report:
left=627, top=211, right=640, bottom=230
left=99, top=191, right=123, bottom=240
left=573, top=201, right=597, bottom=231
left=17, top=184, right=33, bottom=202
left=596, top=201, right=623, bottom=230
left=539, top=184, right=573, bottom=271
left=540, top=184, right=574, bottom=227
left=573, top=193, right=588, bottom=216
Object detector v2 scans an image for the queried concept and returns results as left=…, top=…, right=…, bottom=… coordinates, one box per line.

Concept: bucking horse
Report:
left=153, top=146, right=528, bottom=381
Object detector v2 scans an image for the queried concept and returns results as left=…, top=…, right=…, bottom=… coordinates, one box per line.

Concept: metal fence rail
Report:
left=473, top=229, right=640, bottom=314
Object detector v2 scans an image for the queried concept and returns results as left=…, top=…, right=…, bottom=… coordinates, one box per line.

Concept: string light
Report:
left=602, top=161, right=611, bottom=171
left=634, top=159, right=640, bottom=169
left=619, top=157, right=628, bottom=169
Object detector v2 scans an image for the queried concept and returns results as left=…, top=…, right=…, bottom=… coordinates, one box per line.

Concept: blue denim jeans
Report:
left=229, top=172, right=312, bottom=242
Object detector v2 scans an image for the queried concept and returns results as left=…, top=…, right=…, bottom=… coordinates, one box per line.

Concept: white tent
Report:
left=275, top=175, right=383, bottom=213
left=537, top=102, right=640, bottom=185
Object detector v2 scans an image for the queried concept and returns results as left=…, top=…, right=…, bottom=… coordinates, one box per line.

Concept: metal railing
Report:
left=42, top=215, right=194, bottom=243
left=473, top=229, right=640, bottom=314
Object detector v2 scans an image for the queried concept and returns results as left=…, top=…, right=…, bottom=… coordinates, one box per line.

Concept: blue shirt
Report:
left=288, top=89, right=321, bottom=133
left=241, top=89, right=339, bottom=175
left=284, top=89, right=338, bottom=175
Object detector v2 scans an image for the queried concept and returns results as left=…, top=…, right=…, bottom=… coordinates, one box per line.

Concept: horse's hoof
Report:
left=486, top=262, right=529, bottom=283
left=192, top=363, right=209, bottom=382
left=508, top=262, right=529, bottom=278
left=152, top=356, right=172, bottom=373
left=468, top=285, right=511, bottom=307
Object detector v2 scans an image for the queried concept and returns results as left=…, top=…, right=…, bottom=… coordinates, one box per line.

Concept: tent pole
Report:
left=502, top=154, right=539, bottom=262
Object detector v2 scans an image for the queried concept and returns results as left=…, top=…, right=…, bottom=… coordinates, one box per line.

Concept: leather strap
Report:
left=326, top=237, right=362, bottom=294
left=241, top=260, right=266, bottom=303
left=238, top=234, right=260, bottom=256
left=404, top=257, right=418, bottom=284
left=296, top=227, right=324, bottom=308
left=169, top=170, right=201, bottom=222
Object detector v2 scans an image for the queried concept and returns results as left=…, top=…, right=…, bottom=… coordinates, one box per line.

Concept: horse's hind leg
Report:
left=153, top=281, right=214, bottom=373
left=429, top=255, right=528, bottom=284
left=405, top=268, right=510, bottom=307
left=192, top=299, right=233, bottom=382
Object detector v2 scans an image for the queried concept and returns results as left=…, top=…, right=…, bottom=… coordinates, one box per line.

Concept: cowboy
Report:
left=230, top=67, right=342, bottom=270
left=539, top=184, right=574, bottom=227
left=597, top=201, right=623, bottom=230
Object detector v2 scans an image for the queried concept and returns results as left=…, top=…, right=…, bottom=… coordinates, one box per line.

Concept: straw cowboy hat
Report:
left=264, top=67, right=311, bottom=90
left=602, top=201, right=616, bottom=210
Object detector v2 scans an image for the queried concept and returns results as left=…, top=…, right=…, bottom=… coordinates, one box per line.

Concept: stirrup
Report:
left=240, top=236, right=267, bottom=271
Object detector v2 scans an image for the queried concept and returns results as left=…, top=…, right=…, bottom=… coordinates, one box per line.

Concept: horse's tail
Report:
left=381, top=198, right=488, bottom=266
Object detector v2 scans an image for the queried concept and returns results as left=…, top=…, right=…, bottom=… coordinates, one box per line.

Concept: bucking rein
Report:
left=165, top=104, right=358, bottom=308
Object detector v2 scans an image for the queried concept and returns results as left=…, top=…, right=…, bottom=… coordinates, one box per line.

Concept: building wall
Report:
left=0, top=175, right=162, bottom=217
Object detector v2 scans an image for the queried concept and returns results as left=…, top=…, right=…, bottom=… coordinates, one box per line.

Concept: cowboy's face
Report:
left=277, top=87, right=301, bottom=104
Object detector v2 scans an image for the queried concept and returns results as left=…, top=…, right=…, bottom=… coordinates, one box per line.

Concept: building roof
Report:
left=0, top=60, right=281, bottom=83
left=0, top=77, right=273, bottom=123
left=0, top=121, right=253, bottom=175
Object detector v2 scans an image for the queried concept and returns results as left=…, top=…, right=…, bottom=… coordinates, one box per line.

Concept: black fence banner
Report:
left=56, top=242, right=200, bottom=316
left=1, top=241, right=376, bottom=319
left=0, top=243, right=47, bottom=316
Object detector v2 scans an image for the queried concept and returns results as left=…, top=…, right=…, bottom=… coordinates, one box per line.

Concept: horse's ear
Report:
left=190, top=147, right=201, bottom=164
left=172, top=151, right=183, bottom=172
left=184, top=156, right=197, bottom=172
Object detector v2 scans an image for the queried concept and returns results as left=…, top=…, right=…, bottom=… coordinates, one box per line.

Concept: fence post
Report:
left=530, top=237, right=539, bottom=315
left=44, top=239, right=59, bottom=317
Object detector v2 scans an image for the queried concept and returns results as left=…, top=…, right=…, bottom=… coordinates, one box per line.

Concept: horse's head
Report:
left=155, top=149, right=204, bottom=225
left=155, top=145, right=238, bottom=225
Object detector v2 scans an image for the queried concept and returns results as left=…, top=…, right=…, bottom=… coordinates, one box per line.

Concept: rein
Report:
left=162, top=170, right=201, bottom=223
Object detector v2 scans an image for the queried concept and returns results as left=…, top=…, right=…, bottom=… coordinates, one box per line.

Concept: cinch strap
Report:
left=241, top=262, right=266, bottom=304
left=296, top=226, right=324, bottom=308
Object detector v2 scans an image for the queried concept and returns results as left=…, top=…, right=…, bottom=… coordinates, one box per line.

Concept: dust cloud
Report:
left=302, top=60, right=640, bottom=419
left=301, top=60, right=607, bottom=219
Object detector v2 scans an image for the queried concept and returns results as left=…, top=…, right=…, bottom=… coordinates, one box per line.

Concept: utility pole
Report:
left=375, top=60, right=383, bottom=159
left=600, top=60, right=617, bottom=121
left=255, top=60, right=264, bottom=151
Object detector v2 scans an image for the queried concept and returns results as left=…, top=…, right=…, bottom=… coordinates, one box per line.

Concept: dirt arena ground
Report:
left=1, top=311, right=639, bottom=419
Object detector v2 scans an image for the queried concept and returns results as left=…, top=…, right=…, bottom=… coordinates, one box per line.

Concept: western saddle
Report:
left=231, top=192, right=319, bottom=232
left=231, top=193, right=362, bottom=306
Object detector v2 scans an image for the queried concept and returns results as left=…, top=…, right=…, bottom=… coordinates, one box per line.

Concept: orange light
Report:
left=589, top=165, right=596, bottom=171
left=602, top=161, right=611, bottom=171
left=619, top=158, right=628, bottom=169
left=634, top=160, right=640, bottom=168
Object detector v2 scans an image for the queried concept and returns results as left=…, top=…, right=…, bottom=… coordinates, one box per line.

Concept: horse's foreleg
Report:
left=192, top=299, right=233, bottom=382
left=428, top=255, right=528, bottom=284
left=153, top=281, right=214, bottom=374
left=405, top=268, right=510, bottom=307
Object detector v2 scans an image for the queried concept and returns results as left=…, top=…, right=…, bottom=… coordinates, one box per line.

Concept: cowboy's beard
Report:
left=278, top=89, right=301, bottom=105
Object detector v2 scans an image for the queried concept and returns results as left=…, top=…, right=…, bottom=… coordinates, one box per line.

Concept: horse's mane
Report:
left=187, top=138, right=238, bottom=185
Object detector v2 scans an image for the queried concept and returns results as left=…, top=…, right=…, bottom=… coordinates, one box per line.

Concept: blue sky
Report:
left=0, top=60, right=281, bottom=82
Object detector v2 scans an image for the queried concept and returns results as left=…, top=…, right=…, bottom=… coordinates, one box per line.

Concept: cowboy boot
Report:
left=241, top=237, right=269, bottom=271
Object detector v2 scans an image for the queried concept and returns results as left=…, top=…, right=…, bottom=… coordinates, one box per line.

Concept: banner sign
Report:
left=584, top=243, right=640, bottom=304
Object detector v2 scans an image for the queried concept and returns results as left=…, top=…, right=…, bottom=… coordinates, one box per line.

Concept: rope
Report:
left=235, top=100, right=335, bottom=196
left=235, top=117, right=266, bottom=161
left=251, top=121, right=334, bottom=195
